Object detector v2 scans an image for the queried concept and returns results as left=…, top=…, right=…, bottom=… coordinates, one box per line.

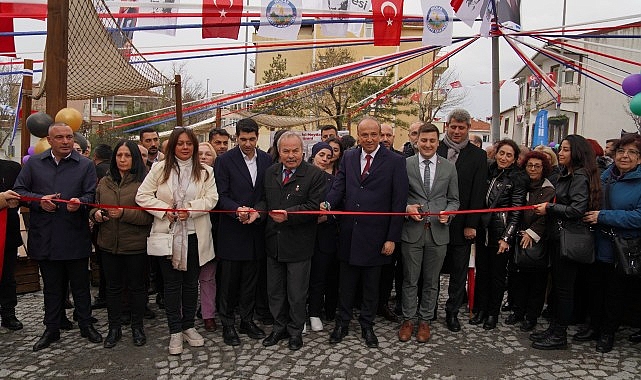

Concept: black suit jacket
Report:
left=0, top=159, right=22, bottom=249
left=437, top=141, right=488, bottom=245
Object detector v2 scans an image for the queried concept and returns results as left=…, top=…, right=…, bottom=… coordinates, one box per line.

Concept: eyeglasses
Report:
left=526, top=164, right=542, bottom=170
left=615, top=149, right=640, bottom=157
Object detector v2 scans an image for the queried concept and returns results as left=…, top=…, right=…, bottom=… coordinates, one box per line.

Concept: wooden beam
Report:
left=174, top=75, right=183, bottom=127
left=20, top=59, right=33, bottom=158
left=45, top=0, right=69, bottom=116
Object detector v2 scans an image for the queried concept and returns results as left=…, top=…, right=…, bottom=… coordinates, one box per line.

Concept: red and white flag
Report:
left=422, top=0, right=453, bottom=47
left=258, top=0, right=302, bottom=40
left=372, top=0, right=404, bottom=46
left=410, top=92, right=421, bottom=102
left=137, top=0, right=180, bottom=37
left=450, top=80, right=462, bottom=88
left=0, top=2, right=47, bottom=57
left=202, top=0, right=243, bottom=39
left=450, top=0, right=485, bottom=27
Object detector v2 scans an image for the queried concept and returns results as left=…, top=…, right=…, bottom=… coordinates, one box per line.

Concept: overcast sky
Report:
left=12, top=0, right=641, bottom=120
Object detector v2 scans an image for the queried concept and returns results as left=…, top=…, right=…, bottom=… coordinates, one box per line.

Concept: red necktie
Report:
left=361, top=154, right=372, bottom=180
left=283, top=169, right=292, bottom=185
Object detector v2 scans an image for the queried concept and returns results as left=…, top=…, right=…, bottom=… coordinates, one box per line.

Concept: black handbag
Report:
left=514, top=235, right=548, bottom=269
left=612, top=234, right=641, bottom=276
left=558, top=220, right=595, bottom=264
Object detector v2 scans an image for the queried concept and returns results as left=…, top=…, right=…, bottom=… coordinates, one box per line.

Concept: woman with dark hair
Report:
left=136, top=128, right=218, bottom=355
left=505, top=151, right=555, bottom=332
left=269, top=129, right=287, bottom=163
left=531, top=134, right=601, bottom=350
left=470, top=139, right=528, bottom=330
left=582, top=134, right=641, bottom=353
left=325, top=136, right=344, bottom=175
left=90, top=140, right=153, bottom=348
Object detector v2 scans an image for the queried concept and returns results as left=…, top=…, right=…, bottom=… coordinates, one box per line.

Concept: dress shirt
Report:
left=419, top=153, right=437, bottom=191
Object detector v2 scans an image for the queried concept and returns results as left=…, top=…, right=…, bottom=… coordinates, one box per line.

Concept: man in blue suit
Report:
left=324, top=117, right=409, bottom=348
left=214, top=118, right=273, bottom=346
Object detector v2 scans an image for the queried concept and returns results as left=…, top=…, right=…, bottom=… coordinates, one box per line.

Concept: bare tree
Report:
left=414, top=69, right=466, bottom=122
left=0, top=61, right=21, bottom=151
left=624, top=104, right=641, bottom=133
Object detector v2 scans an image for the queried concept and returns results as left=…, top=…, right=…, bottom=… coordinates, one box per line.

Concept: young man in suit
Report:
left=399, top=124, right=459, bottom=343
left=436, top=109, right=488, bottom=333
left=324, top=117, right=409, bottom=348
left=214, top=118, right=272, bottom=346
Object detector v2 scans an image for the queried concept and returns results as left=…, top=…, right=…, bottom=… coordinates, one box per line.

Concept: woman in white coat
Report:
left=136, top=127, right=218, bottom=355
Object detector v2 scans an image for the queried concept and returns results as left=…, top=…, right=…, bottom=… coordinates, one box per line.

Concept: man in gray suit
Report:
left=398, top=124, right=459, bottom=343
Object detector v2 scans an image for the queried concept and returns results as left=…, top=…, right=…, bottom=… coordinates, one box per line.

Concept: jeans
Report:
left=101, top=250, right=147, bottom=329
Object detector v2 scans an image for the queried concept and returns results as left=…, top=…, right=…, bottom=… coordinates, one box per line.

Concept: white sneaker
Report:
left=183, top=327, right=204, bottom=347
left=310, top=317, right=324, bottom=332
left=169, top=332, right=183, bottom=355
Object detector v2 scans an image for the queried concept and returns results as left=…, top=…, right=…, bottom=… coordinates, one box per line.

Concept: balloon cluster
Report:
left=22, top=108, right=83, bottom=163
left=622, top=73, right=641, bottom=116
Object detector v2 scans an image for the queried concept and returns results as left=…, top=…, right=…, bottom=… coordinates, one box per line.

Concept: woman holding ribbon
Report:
left=136, top=128, right=218, bottom=355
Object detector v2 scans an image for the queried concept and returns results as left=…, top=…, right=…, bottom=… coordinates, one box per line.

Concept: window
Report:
left=564, top=70, right=574, bottom=84
left=503, top=117, right=510, bottom=134
left=364, top=24, right=373, bottom=38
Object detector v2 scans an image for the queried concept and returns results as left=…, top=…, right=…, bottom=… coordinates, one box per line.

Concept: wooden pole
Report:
left=174, top=75, right=183, bottom=127
left=45, top=0, right=69, bottom=116
left=216, top=108, right=222, bottom=128
left=20, top=59, right=33, bottom=158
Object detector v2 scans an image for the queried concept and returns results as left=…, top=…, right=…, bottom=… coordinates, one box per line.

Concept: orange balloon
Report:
left=34, top=137, right=51, bottom=154
left=55, top=107, right=83, bottom=132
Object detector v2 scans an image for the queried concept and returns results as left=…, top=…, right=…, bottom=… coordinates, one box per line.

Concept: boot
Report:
left=103, top=327, right=122, bottom=349
left=532, top=325, right=567, bottom=350
left=469, top=311, right=488, bottom=325
left=529, top=320, right=556, bottom=342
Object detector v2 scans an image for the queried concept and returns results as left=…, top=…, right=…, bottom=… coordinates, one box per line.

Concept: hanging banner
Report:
left=532, top=109, right=549, bottom=148
left=258, top=0, right=303, bottom=40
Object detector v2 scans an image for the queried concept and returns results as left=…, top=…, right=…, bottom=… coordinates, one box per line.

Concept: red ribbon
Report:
left=0, top=208, right=7, bottom=282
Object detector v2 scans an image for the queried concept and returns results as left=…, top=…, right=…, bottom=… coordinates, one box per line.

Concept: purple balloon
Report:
left=22, top=155, right=30, bottom=164
left=622, top=74, right=641, bottom=96
left=27, top=146, right=35, bottom=155
left=548, top=141, right=556, bottom=147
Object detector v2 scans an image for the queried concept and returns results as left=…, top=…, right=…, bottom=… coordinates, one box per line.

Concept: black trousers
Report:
left=444, top=243, right=471, bottom=315
left=266, top=256, right=311, bottom=337
left=474, top=243, right=509, bottom=317
left=512, top=267, right=548, bottom=321
left=337, top=262, right=381, bottom=328
left=39, top=258, right=93, bottom=331
left=550, top=243, right=578, bottom=327
left=585, top=261, right=626, bottom=335
left=308, top=246, right=339, bottom=319
left=218, top=258, right=259, bottom=327
left=159, top=234, right=200, bottom=334
left=254, top=256, right=271, bottom=320
left=0, top=247, right=18, bottom=317
left=101, top=250, right=147, bottom=329
left=378, top=245, right=403, bottom=310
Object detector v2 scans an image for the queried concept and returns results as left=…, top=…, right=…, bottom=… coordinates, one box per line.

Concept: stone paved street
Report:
left=1, top=280, right=640, bottom=380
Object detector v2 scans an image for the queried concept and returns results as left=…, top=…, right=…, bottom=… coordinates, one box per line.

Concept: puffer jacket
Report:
left=545, top=167, right=591, bottom=241
left=90, top=174, right=153, bottom=254
left=484, top=162, right=528, bottom=245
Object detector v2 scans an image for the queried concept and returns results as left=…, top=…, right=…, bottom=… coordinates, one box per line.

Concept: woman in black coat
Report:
left=470, top=139, right=528, bottom=330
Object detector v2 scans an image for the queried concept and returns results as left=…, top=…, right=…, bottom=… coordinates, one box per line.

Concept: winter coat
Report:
left=520, top=178, right=555, bottom=242
left=545, top=167, right=592, bottom=242
left=483, top=162, right=528, bottom=245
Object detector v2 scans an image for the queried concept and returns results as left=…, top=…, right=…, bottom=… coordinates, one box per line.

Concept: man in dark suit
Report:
left=436, top=108, right=488, bottom=333
left=214, top=118, right=272, bottom=346
left=324, top=117, right=409, bottom=348
left=399, top=124, right=459, bottom=343
left=255, top=131, right=326, bottom=351
left=0, top=159, right=23, bottom=331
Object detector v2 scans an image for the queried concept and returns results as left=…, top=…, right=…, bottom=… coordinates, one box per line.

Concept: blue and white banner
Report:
left=422, top=0, right=453, bottom=47
left=532, top=109, right=549, bottom=148
left=258, top=0, right=303, bottom=40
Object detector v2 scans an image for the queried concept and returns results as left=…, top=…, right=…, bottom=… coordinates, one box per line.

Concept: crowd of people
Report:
left=1, top=109, right=640, bottom=356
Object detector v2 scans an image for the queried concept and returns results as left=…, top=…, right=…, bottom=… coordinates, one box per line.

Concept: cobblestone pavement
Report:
left=1, top=281, right=640, bottom=380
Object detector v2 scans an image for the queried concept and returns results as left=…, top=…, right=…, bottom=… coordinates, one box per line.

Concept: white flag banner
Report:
left=347, top=0, right=371, bottom=37
left=452, top=0, right=485, bottom=27
left=321, top=0, right=349, bottom=37
left=137, top=0, right=179, bottom=36
left=422, top=0, right=453, bottom=47
left=258, top=0, right=303, bottom=40
left=479, top=0, right=493, bottom=37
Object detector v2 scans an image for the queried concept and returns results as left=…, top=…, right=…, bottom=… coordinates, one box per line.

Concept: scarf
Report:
left=442, top=134, right=469, bottom=163
left=171, top=157, right=192, bottom=271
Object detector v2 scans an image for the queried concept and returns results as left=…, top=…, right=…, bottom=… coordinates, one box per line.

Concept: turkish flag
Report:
left=202, top=0, right=243, bottom=39
left=410, top=92, right=420, bottom=102
left=372, top=0, right=404, bottom=46
left=0, top=3, right=47, bottom=57
left=450, top=80, right=462, bottom=88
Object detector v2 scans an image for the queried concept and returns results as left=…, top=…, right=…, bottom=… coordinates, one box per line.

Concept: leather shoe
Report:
left=1, top=315, right=23, bottom=331
left=103, top=327, right=122, bottom=348
left=204, top=318, right=217, bottom=332
left=505, top=313, right=524, bottom=325
left=520, top=319, right=537, bottom=332
left=469, top=311, right=488, bottom=325
left=262, top=330, right=289, bottom=347
left=483, top=315, right=498, bottom=330
left=80, top=324, right=103, bottom=343
left=596, top=333, right=614, bottom=353
left=361, top=327, right=378, bottom=348
left=33, top=329, right=60, bottom=351
left=239, top=321, right=266, bottom=339
left=132, top=328, right=147, bottom=346
left=416, top=322, right=431, bottom=343
left=532, top=330, right=567, bottom=350
left=288, top=334, right=303, bottom=351
left=60, top=315, right=74, bottom=331
left=378, top=305, right=400, bottom=323
left=446, top=313, right=461, bottom=332
left=398, top=320, right=414, bottom=342
left=573, top=327, right=599, bottom=342
left=223, top=325, right=241, bottom=346
left=628, top=329, right=641, bottom=344
left=329, top=325, right=349, bottom=344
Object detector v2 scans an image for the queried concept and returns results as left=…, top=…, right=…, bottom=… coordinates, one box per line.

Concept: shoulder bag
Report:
left=558, top=220, right=595, bottom=264
left=610, top=231, right=641, bottom=277
left=514, top=235, right=548, bottom=269
left=147, top=224, right=174, bottom=257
